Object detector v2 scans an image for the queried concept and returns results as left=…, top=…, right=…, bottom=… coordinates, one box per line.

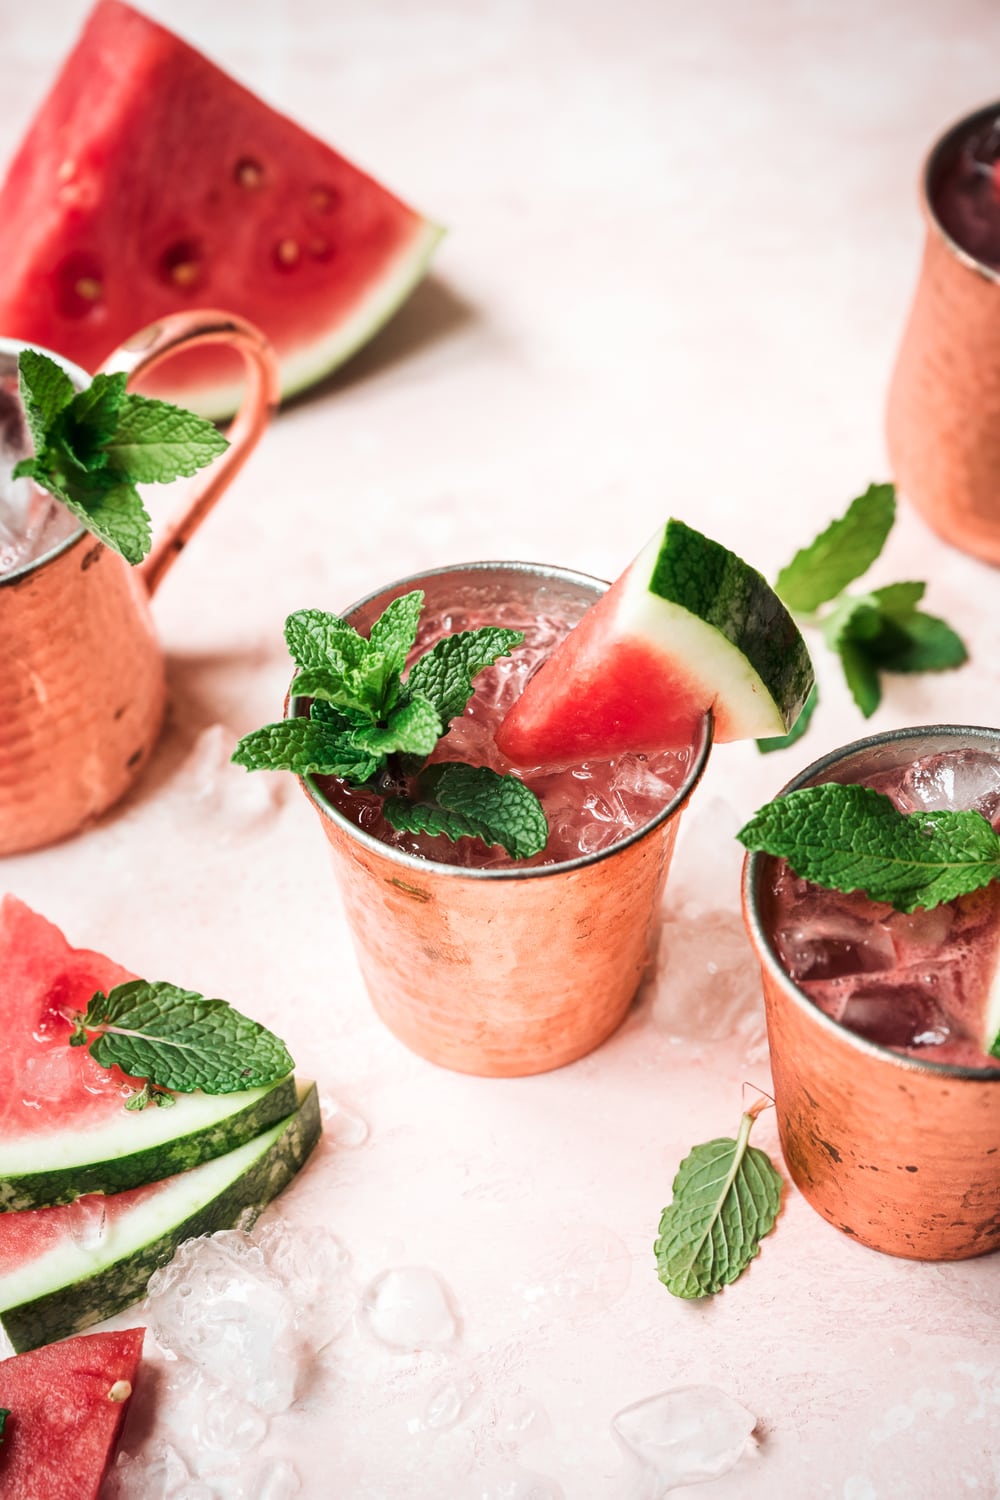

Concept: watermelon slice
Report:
left=0, top=1328, right=142, bottom=1498
left=0, top=896, right=296, bottom=1212
left=0, top=1082, right=321, bottom=1354
left=496, top=519, right=814, bottom=766
left=0, top=0, right=441, bottom=417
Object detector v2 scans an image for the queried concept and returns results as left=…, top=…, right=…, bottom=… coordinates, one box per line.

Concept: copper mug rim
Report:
left=742, top=720, right=1000, bottom=1083
left=294, top=558, right=714, bottom=882
left=922, top=99, right=1000, bottom=285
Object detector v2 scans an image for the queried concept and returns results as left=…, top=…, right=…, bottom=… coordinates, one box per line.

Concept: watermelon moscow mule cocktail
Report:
left=743, top=725, right=1000, bottom=1261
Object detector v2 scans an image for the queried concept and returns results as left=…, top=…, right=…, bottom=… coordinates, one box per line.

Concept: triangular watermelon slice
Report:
left=0, top=1082, right=320, bottom=1354
left=0, top=897, right=297, bottom=1212
left=0, top=0, right=442, bottom=417
left=496, top=519, right=814, bottom=766
left=0, top=1328, right=143, bottom=1500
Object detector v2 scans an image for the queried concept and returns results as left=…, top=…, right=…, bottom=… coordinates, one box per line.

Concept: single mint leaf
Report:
left=17, top=347, right=75, bottom=451
left=383, top=795, right=484, bottom=845
left=368, top=591, right=424, bottom=684
left=232, top=716, right=379, bottom=781
left=78, top=980, right=294, bottom=1095
left=869, top=581, right=926, bottom=619
left=104, top=393, right=228, bottom=482
left=56, top=371, right=128, bottom=470
left=822, top=594, right=883, bottom=652
left=775, top=483, right=896, bottom=613
left=654, top=1109, right=782, bottom=1298
left=838, top=638, right=881, bottom=718
left=865, top=611, right=969, bottom=675
left=290, top=665, right=379, bottom=723
left=353, top=693, right=442, bottom=757
left=426, top=761, right=548, bottom=858
left=72, top=477, right=152, bottom=567
left=284, top=609, right=369, bottom=674
left=407, top=627, right=524, bottom=725
left=738, top=782, right=1000, bottom=911
left=757, top=682, right=819, bottom=754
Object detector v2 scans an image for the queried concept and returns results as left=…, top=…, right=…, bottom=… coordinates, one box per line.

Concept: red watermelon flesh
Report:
left=0, top=896, right=139, bottom=1142
left=0, top=1327, right=143, bottom=1499
left=0, top=0, right=442, bottom=415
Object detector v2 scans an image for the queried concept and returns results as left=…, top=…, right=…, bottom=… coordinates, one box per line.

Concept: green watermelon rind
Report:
left=0, top=1082, right=321, bottom=1355
left=162, top=218, right=445, bottom=421
left=0, top=1074, right=298, bottom=1213
left=629, top=519, right=814, bottom=739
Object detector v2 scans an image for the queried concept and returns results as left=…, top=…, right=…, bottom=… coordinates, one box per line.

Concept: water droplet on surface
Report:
left=419, top=1373, right=479, bottom=1431
left=362, top=1266, right=459, bottom=1350
left=496, top=1396, right=550, bottom=1450
left=612, top=1385, right=756, bottom=1493
left=65, top=1194, right=107, bottom=1250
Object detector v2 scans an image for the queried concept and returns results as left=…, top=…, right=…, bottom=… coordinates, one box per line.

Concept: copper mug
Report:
left=887, top=102, right=1000, bottom=566
left=743, top=724, right=1000, bottom=1262
left=293, top=562, right=714, bottom=1079
left=0, top=312, right=279, bottom=856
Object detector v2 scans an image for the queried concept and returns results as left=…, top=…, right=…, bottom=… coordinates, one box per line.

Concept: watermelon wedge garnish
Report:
left=0, top=0, right=442, bottom=417
left=0, top=1082, right=321, bottom=1354
left=496, top=519, right=814, bottom=766
left=0, top=897, right=296, bottom=1211
left=0, top=1328, right=143, bottom=1500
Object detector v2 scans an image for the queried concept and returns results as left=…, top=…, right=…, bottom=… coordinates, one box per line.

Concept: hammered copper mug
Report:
left=0, top=311, right=279, bottom=856
left=887, top=102, right=1000, bottom=566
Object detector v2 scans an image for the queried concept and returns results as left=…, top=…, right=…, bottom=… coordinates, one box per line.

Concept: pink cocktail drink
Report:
left=321, top=596, right=695, bottom=870
left=931, top=109, right=1000, bottom=269
left=768, top=748, right=1000, bottom=1070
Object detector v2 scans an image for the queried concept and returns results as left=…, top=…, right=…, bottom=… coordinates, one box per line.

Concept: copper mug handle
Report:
left=100, top=310, right=280, bottom=596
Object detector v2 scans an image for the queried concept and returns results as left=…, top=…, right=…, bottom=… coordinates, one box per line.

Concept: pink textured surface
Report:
left=2, top=2, right=1000, bottom=1495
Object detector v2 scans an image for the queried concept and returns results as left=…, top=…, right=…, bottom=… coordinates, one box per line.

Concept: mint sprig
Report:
left=12, top=348, right=228, bottom=565
left=738, top=782, right=1000, bottom=911
left=68, top=980, right=295, bottom=1103
left=654, top=1100, right=782, bottom=1299
left=232, top=594, right=547, bottom=859
left=759, top=484, right=968, bottom=752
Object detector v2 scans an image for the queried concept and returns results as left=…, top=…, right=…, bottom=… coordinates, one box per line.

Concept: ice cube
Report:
left=835, top=981, right=952, bottom=1050
left=253, top=1218, right=357, bottom=1346
left=318, top=1095, right=369, bottom=1147
left=667, top=797, right=746, bottom=920
left=894, top=749, right=1000, bottom=827
left=178, top=724, right=284, bottom=835
left=65, top=1194, right=107, bottom=1251
left=109, top=1442, right=192, bottom=1500
left=774, top=903, right=897, bottom=982
left=419, top=1374, right=479, bottom=1432
left=209, top=1459, right=301, bottom=1499
left=651, top=911, right=763, bottom=1044
left=611, top=1386, right=756, bottom=1493
left=361, top=1266, right=459, bottom=1350
left=471, top=1468, right=565, bottom=1500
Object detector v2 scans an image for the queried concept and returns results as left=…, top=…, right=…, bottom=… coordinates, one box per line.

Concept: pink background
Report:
left=3, top=1, right=1000, bottom=1494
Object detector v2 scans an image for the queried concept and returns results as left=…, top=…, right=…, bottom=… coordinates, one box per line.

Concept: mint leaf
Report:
left=869, top=581, right=926, bottom=618
left=865, top=611, right=969, bottom=675
left=654, top=1108, right=782, bottom=1298
left=14, top=349, right=228, bottom=564
left=738, top=782, right=1000, bottom=911
left=775, top=483, right=896, bottom=613
left=104, top=393, right=228, bottom=481
left=431, top=762, right=547, bottom=857
left=289, top=665, right=380, bottom=723
left=383, top=795, right=487, bottom=844
left=76, top=980, right=294, bottom=1095
left=839, top=639, right=881, bottom=717
left=17, top=346, right=75, bottom=450
left=284, top=608, right=369, bottom=674
left=368, top=591, right=424, bottom=682
left=232, top=715, right=379, bottom=780
left=757, top=682, right=819, bottom=754
left=353, top=693, right=441, bottom=757
left=0, top=1408, right=8, bottom=1445
left=407, top=627, right=524, bottom=725
left=124, top=1079, right=177, bottom=1111
left=56, top=371, right=128, bottom=470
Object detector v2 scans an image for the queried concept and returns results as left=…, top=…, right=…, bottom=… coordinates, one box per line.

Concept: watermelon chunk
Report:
left=0, top=897, right=297, bottom=1211
left=0, top=1082, right=321, bottom=1354
left=0, top=1328, right=143, bottom=1499
left=0, top=0, right=442, bottom=417
left=496, top=519, right=814, bottom=766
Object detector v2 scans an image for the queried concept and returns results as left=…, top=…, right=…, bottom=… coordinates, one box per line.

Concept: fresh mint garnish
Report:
left=738, top=782, right=1000, bottom=911
left=233, top=594, right=548, bottom=859
left=654, top=1099, right=782, bottom=1299
left=760, top=484, right=968, bottom=751
left=384, top=763, right=549, bottom=858
left=68, top=980, right=294, bottom=1104
left=13, top=348, right=228, bottom=565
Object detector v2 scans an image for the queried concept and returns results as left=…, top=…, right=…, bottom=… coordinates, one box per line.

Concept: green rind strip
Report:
left=0, top=1075, right=297, bottom=1213
left=0, top=1084, right=321, bottom=1354
left=648, top=519, right=814, bottom=732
